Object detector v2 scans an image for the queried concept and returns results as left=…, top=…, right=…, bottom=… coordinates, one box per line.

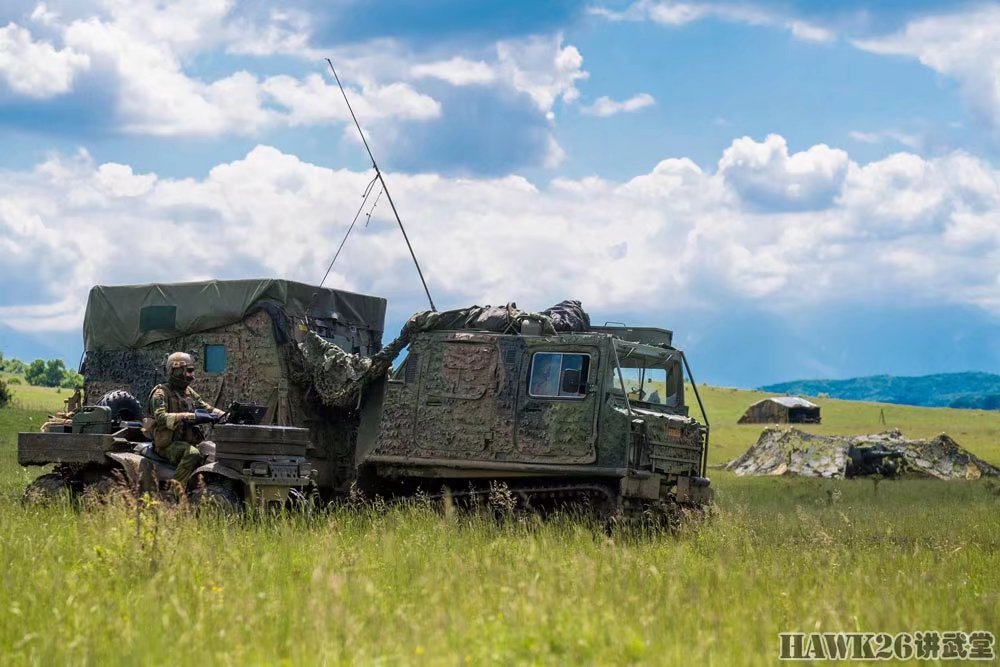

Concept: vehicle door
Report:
left=514, top=346, right=599, bottom=463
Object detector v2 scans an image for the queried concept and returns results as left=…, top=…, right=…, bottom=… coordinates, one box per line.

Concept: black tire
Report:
left=23, top=473, right=72, bottom=504
left=189, top=480, right=241, bottom=515
left=96, top=390, right=143, bottom=422
left=80, top=469, right=131, bottom=505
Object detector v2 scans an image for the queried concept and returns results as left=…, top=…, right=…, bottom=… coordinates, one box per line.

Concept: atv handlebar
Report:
left=192, top=409, right=221, bottom=425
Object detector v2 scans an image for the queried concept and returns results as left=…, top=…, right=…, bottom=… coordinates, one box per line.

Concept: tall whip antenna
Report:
left=325, top=57, right=437, bottom=312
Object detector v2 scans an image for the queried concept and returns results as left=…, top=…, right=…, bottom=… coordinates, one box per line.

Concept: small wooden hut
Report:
left=738, top=397, right=821, bottom=424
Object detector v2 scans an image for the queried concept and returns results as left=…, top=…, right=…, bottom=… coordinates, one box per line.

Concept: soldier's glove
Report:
left=193, top=409, right=220, bottom=425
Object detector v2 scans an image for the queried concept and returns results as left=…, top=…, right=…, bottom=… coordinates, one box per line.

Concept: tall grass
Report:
left=1, top=479, right=996, bottom=665
left=0, top=385, right=998, bottom=665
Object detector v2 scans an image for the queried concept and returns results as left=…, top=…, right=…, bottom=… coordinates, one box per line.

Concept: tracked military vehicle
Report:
left=19, top=280, right=711, bottom=514
left=349, top=322, right=711, bottom=512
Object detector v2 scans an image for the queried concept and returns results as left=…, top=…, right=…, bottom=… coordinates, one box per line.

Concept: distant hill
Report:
left=760, top=372, right=1000, bottom=410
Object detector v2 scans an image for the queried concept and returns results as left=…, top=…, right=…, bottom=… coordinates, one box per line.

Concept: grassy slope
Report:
left=1, top=373, right=67, bottom=413
left=0, top=385, right=997, bottom=665
left=700, top=385, right=1000, bottom=466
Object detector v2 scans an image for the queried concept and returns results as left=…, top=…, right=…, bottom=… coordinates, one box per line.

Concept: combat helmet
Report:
left=165, top=352, right=195, bottom=390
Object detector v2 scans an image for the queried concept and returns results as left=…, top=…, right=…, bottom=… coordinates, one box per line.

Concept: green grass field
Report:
left=0, top=386, right=997, bottom=665
left=1, top=373, right=68, bottom=413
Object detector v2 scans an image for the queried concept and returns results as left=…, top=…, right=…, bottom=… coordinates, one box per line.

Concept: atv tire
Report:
left=80, top=469, right=131, bottom=505
left=96, top=390, right=143, bottom=422
left=23, top=473, right=72, bottom=504
left=190, top=481, right=241, bottom=515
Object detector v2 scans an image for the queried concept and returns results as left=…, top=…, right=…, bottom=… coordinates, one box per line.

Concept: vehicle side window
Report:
left=204, top=344, right=226, bottom=373
left=528, top=352, right=590, bottom=398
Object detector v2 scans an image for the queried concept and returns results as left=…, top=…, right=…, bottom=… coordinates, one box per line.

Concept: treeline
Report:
left=0, top=353, right=83, bottom=389
left=948, top=394, right=1000, bottom=410
left=760, top=371, right=1000, bottom=410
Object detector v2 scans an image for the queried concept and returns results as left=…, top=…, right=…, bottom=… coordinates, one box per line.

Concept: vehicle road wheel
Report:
left=96, top=390, right=143, bottom=422
left=190, top=480, right=241, bottom=515
left=23, top=473, right=72, bottom=504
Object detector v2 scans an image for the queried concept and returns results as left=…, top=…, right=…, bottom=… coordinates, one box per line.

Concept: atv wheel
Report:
left=96, top=390, right=143, bottom=422
left=80, top=470, right=132, bottom=505
left=190, top=481, right=241, bottom=515
left=23, top=473, right=72, bottom=504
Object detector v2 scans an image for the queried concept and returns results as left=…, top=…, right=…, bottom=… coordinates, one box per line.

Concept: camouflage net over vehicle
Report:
left=298, top=301, right=590, bottom=408
left=726, top=427, right=1000, bottom=480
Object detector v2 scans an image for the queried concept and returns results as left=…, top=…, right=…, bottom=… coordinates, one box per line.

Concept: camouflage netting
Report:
left=299, top=301, right=591, bottom=407
left=542, top=300, right=591, bottom=332
left=726, top=427, right=1000, bottom=480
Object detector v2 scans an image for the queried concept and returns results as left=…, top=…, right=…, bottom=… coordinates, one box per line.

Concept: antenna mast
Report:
left=325, top=57, right=437, bottom=312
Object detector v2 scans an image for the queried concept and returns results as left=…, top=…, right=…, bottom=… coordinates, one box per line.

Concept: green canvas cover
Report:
left=83, top=279, right=387, bottom=351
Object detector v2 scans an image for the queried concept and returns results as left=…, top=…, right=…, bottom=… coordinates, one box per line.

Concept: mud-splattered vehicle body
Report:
left=356, top=325, right=712, bottom=511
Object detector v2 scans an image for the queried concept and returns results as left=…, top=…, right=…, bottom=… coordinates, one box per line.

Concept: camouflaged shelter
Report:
left=738, top=396, right=821, bottom=424
left=81, top=279, right=386, bottom=489
left=727, top=427, right=1000, bottom=480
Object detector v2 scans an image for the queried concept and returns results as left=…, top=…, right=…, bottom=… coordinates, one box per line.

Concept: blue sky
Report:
left=0, top=0, right=998, bottom=387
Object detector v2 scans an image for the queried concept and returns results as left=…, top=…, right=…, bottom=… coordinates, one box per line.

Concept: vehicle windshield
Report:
left=612, top=344, right=683, bottom=409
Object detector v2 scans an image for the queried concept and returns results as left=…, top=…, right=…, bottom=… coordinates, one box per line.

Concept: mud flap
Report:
left=620, top=474, right=663, bottom=500
left=675, top=475, right=712, bottom=504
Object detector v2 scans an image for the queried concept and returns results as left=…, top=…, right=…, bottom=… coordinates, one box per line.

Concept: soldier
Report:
left=146, top=352, right=224, bottom=489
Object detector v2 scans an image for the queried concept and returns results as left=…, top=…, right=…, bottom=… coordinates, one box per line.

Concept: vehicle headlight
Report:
left=250, top=462, right=270, bottom=476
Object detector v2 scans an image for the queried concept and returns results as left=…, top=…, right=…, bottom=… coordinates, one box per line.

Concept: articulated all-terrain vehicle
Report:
left=19, top=279, right=711, bottom=514
left=354, top=322, right=712, bottom=513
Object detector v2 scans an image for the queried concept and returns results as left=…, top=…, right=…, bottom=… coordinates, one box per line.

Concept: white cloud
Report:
left=786, top=20, right=834, bottom=44
left=581, top=92, right=655, bottom=117
left=2, top=136, right=999, bottom=334
left=0, top=295, right=87, bottom=332
left=224, top=9, right=312, bottom=56
left=854, top=6, right=1000, bottom=133
left=62, top=12, right=276, bottom=136
left=718, top=134, right=850, bottom=210
left=411, top=57, right=496, bottom=85
left=30, top=3, right=60, bottom=28
left=0, top=2, right=445, bottom=137
left=543, top=135, right=567, bottom=168
left=589, top=1, right=707, bottom=25
left=259, top=74, right=440, bottom=127
left=590, top=1, right=836, bottom=43
left=496, top=34, right=589, bottom=112
left=91, top=0, right=234, bottom=56
left=95, top=163, right=157, bottom=197
left=1, top=1, right=599, bottom=148
left=0, top=22, right=90, bottom=97
left=848, top=129, right=923, bottom=150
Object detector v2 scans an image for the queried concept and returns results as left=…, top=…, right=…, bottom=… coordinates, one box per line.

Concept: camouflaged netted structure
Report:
left=727, top=427, right=1000, bottom=480
left=299, top=301, right=591, bottom=408
left=81, top=279, right=387, bottom=428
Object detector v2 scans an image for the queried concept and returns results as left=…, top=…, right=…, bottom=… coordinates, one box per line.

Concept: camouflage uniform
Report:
left=146, top=352, right=223, bottom=487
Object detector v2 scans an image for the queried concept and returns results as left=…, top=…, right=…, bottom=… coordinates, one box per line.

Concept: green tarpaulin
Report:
left=83, top=279, right=387, bottom=352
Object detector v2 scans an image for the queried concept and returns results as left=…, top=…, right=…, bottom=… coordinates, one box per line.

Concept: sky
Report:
left=0, top=0, right=998, bottom=387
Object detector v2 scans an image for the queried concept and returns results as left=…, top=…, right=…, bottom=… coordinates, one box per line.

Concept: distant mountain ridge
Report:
left=760, top=372, right=1000, bottom=410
